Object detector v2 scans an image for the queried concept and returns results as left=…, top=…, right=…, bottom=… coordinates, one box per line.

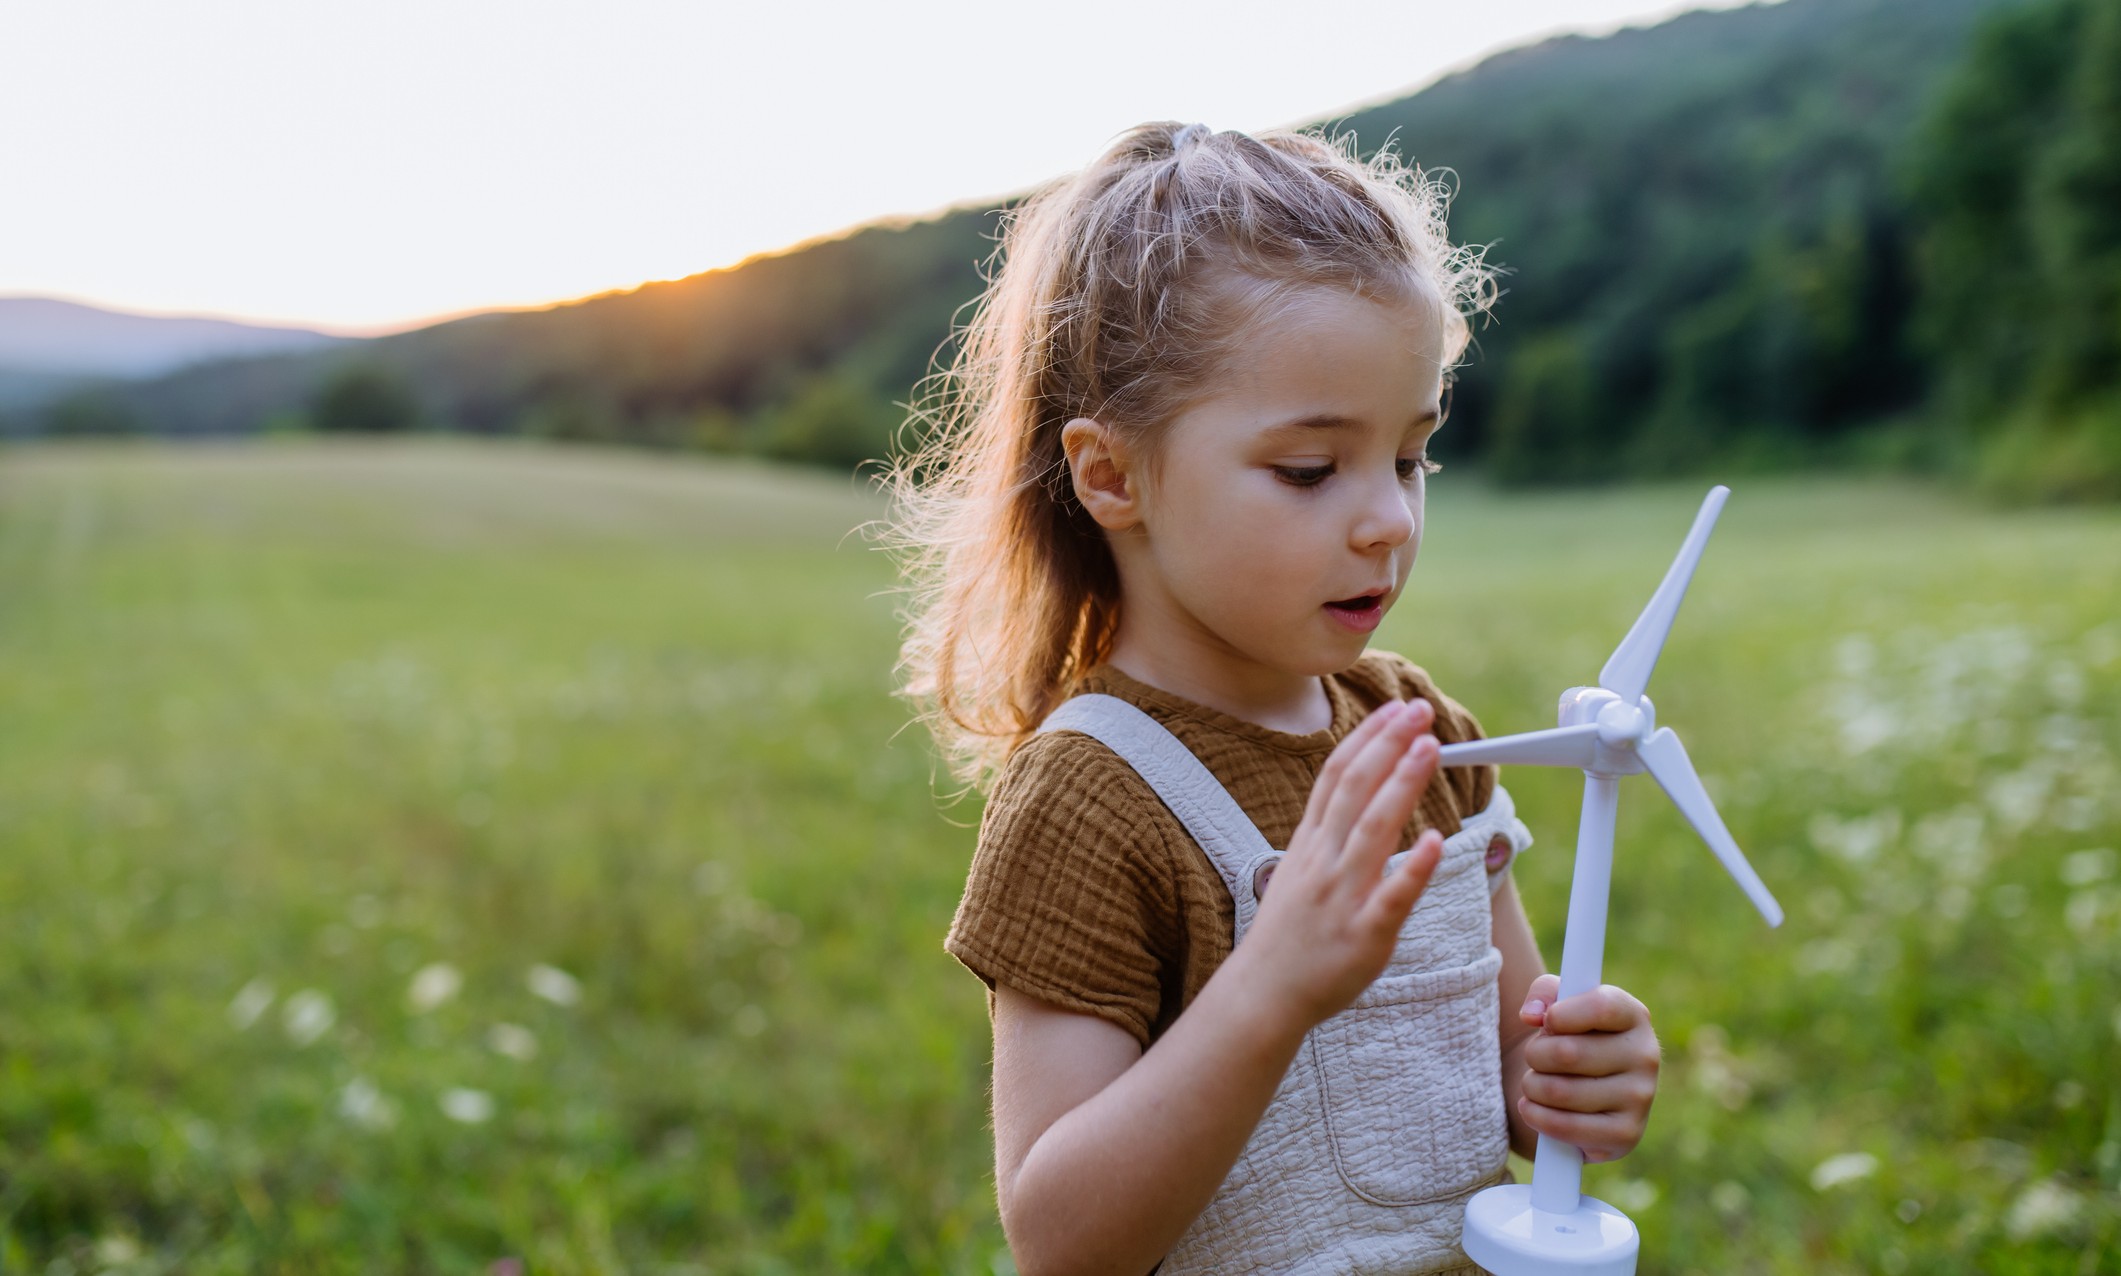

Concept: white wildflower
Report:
left=487, top=1022, right=538, bottom=1061
left=440, top=1087, right=495, bottom=1124
left=526, top=964, right=581, bottom=1006
left=407, top=962, right=462, bottom=1013
left=1912, top=808, right=1987, bottom=880
left=2045, top=660, right=2087, bottom=707
left=1939, top=885, right=1974, bottom=923
left=1808, top=810, right=1901, bottom=865
left=92, top=1236, right=140, bottom=1266
left=1965, top=1137, right=2033, bottom=1177
left=1605, top=1178, right=1659, bottom=1212
left=1795, top=938, right=1860, bottom=977
left=2056, top=795, right=2102, bottom=832
left=348, top=895, right=385, bottom=929
left=178, top=1117, right=215, bottom=1153
left=227, top=978, right=274, bottom=1030
left=1985, top=765, right=2054, bottom=834
left=1686, top=1025, right=1751, bottom=1111
left=1810, top=1152, right=1879, bottom=1191
left=2005, top=1179, right=2083, bottom=1241
left=1709, top=1181, right=1749, bottom=1216
left=1834, top=635, right=1877, bottom=678
left=1835, top=701, right=1897, bottom=757
left=339, top=1077, right=396, bottom=1130
left=2065, top=889, right=2107, bottom=936
left=2061, top=848, right=2115, bottom=887
left=281, top=990, right=336, bottom=1047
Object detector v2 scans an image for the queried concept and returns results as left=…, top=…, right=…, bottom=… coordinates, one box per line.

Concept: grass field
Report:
left=0, top=439, right=2116, bottom=1274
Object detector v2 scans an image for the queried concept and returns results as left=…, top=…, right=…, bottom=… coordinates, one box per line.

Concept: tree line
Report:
left=26, top=0, right=2119, bottom=500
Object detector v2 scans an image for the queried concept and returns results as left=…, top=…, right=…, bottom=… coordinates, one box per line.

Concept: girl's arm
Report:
left=991, top=698, right=1446, bottom=1276
left=1491, top=873, right=1661, bottom=1164
left=991, top=952, right=1308, bottom=1276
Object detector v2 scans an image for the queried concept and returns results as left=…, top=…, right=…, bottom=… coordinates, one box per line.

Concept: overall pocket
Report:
left=1309, top=947, right=1508, bottom=1206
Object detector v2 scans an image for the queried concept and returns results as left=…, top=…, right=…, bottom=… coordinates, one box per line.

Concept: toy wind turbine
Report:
left=1437, top=485, right=1782, bottom=1275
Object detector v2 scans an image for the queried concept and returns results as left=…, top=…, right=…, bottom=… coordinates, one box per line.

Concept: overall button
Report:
left=1485, top=834, right=1513, bottom=872
left=1252, top=859, right=1279, bottom=900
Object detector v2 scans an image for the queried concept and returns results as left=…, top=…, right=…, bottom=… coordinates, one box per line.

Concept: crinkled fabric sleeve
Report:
left=944, top=730, right=1183, bottom=1050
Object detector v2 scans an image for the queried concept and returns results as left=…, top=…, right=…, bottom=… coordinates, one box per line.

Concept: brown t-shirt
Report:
left=944, top=650, right=1498, bottom=1048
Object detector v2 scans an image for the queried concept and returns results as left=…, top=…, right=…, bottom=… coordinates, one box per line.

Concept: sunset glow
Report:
left=1, top=0, right=1760, bottom=333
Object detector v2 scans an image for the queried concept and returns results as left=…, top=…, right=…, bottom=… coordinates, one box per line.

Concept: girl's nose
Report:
left=1351, top=476, right=1417, bottom=550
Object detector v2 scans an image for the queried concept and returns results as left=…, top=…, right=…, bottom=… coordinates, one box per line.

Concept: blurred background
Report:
left=0, top=0, right=2116, bottom=1271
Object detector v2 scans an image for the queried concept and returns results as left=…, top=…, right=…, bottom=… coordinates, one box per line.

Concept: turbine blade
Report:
left=1437, top=724, right=1601, bottom=771
left=1598, top=486, right=1729, bottom=705
left=1638, top=727, right=1783, bottom=927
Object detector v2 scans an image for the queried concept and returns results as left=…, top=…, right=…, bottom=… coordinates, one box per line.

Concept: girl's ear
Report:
left=1061, top=417, right=1144, bottom=532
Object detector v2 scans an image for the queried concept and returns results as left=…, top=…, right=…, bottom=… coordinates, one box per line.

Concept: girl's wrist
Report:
left=1205, top=945, right=1320, bottom=1060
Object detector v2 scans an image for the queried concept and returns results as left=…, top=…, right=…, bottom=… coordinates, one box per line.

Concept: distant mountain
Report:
left=0, top=297, right=350, bottom=379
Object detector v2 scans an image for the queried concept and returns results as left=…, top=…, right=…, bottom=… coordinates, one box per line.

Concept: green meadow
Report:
left=0, top=439, right=2115, bottom=1275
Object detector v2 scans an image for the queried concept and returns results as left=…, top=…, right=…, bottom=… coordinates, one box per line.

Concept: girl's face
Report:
left=1108, top=283, right=1447, bottom=688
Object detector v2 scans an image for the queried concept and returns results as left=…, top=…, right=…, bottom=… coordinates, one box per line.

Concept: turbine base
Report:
left=1462, top=1184, right=1638, bottom=1275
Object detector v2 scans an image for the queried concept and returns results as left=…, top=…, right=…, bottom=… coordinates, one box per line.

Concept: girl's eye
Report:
left=1398, top=455, right=1442, bottom=480
left=1274, top=464, right=1333, bottom=487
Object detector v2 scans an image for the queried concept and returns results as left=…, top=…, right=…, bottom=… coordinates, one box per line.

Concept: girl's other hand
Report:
left=1515, top=975, right=1660, bottom=1163
left=1234, top=698, right=1444, bottom=1035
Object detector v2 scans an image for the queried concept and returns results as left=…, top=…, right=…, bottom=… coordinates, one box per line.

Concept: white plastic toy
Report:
left=1436, top=485, right=1783, bottom=1275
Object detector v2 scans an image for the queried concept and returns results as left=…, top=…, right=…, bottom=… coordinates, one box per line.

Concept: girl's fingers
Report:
left=1360, top=829, right=1441, bottom=933
left=1344, top=734, right=1438, bottom=873
left=1514, top=1096, right=1645, bottom=1160
left=1519, top=974, right=1562, bottom=1026
left=1523, top=1029, right=1643, bottom=1080
left=1538, top=986, right=1651, bottom=1037
left=1297, top=700, right=1404, bottom=840
left=1519, top=1067, right=1658, bottom=1117
left=1315, top=700, right=1432, bottom=855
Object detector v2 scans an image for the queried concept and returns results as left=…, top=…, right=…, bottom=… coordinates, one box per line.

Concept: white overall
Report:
left=1039, top=695, right=1533, bottom=1275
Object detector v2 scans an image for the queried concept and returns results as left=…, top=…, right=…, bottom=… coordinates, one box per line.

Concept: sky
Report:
left=1, top=0, right=1761, bottom=334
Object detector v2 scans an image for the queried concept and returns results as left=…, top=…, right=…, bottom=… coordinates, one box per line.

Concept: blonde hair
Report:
left=885, top=122, right=1496, bottom=793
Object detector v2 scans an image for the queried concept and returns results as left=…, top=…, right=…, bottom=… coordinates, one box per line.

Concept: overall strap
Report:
left=1037, top=694, right=1280, bottom=941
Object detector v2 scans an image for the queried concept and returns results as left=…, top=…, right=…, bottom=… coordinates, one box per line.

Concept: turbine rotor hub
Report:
left=1596, top=699, right=1650, bottom=748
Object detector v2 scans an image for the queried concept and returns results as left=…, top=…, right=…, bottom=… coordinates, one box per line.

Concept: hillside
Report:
left=38, top=0, right=2043, bottom=483
left=1327, top=0, right=2015, bottom=477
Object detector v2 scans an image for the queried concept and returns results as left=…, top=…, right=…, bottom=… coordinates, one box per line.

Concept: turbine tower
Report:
left=1440, top=486, right=1782, bottom=1275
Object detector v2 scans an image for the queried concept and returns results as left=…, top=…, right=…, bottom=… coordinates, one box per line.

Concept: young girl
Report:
left=889, top=123, right=1661, bottom=1275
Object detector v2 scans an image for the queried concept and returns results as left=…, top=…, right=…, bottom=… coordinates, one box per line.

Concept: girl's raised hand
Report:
left=1235, top=699, right=1444, bottom=1034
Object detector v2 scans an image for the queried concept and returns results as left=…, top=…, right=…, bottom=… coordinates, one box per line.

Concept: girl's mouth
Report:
left=1323, top=593, right=1385, bottom=633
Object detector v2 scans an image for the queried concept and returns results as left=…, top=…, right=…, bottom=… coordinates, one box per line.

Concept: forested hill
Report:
left=46, top=0, right=2119, bottom=498
left=1326, top=0, right=2013, bottom=479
